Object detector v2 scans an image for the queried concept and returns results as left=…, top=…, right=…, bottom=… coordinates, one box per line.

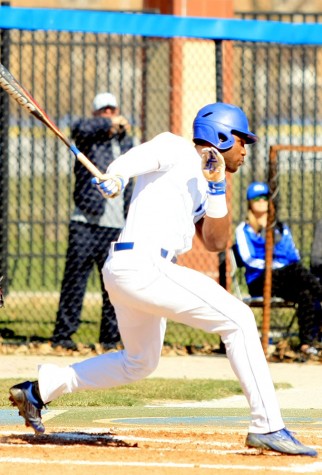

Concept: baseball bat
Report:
left=0, top=62, right=108, bottom=181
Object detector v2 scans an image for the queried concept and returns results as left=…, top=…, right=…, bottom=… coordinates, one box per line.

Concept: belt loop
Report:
left=114, top=242, right=134, bottom=251
left=160, top=248, right=168, bottom=259
left=113, top=242, right=176, bottom=263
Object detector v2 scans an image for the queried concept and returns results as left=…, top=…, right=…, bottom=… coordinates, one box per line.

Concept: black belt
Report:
left=114, top=242, right=174, bottom=261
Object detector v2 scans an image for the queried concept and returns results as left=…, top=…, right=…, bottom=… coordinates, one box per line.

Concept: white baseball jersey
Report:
left=108, top=132, right=208, bottom=255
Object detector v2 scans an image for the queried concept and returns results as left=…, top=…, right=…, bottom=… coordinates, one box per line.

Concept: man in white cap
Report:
left=51, top=92, right=134, bottom=352
left=92, top=92, right=117, bottom=111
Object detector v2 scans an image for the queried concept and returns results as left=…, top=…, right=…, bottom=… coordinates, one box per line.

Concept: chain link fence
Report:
left=0, top=8, right=322, bottom=348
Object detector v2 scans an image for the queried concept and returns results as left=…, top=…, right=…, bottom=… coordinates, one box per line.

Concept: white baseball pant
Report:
left=39, top=246, right=284, bottom=433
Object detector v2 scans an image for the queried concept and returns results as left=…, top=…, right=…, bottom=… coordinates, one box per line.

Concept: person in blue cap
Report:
left=235, top=181, right=322, bottom=357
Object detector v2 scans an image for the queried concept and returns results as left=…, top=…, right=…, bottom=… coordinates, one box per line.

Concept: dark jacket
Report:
left=71, top=117, right=134, bottom=217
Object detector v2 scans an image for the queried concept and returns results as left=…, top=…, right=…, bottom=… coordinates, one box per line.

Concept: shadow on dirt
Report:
left=0, top=431, right=138, bottom=447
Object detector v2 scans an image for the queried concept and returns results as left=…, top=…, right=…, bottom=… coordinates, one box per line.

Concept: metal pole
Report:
left=0, top=0, right=10, bottom=295
left=215, top=40, right=228, bottom=291
left=262, top=145, right=277, bottom=355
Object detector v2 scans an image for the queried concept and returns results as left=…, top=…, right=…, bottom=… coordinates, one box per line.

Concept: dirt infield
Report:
left=0, top=425, right=321, bottom=475
left=2, top=354, right=322, bottom=473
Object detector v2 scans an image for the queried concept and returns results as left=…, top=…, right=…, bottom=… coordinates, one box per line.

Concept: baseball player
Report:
left=9, top=103, right=317, bottom=456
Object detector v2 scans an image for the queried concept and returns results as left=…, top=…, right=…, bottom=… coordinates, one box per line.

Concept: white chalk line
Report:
left=0, top=457, right=322, bottom=472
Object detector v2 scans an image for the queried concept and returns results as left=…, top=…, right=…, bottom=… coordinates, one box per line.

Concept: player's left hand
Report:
left=201, top=147, right=226, bottom=183
left=92, top=175, right=125, bottom=199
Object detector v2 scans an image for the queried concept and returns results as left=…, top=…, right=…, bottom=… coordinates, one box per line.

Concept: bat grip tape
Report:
left=70, top=144, right=81, bottom=156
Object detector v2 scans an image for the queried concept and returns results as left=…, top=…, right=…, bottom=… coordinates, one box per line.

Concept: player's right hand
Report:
left=92, top=175, right=125, bottom=199
left=201, top=147, right=226, bottom=183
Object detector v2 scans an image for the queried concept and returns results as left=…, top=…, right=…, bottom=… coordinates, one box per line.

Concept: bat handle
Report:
left=70, top=144, right=109, bottom=182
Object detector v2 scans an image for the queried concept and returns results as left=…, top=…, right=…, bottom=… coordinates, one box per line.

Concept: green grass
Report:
left=1, top=378, right=290, bottom=408
left=0, top=291, right=221, bottom=347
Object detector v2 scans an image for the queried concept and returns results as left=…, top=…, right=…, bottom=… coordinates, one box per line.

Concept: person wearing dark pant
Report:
left=236, top=181, right=322, bottom=356
left=311, top=219, right=322, bottom=283
left=51, top=92, right=134, bottom=351
left=248, top=262, right=322, bottom=348
left=53, top=223, right=121, bottom=349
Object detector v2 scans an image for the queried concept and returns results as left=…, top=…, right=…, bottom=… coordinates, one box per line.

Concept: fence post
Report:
left=262, top=146, right=278, bottom=355
left=215, top=40, right=228, bottom=290
left=0, top=0, right=10, bottom=294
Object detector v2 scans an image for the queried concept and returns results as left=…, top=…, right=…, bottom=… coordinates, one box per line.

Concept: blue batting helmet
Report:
left=193, top=102, right=258, bottom=150
left=246, top=182, right=269, bottom=200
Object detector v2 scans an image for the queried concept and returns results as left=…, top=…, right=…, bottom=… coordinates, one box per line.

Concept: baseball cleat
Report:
left=9, top=380, right=45, bottom=434
left=246, top=428, right=317, bottom=456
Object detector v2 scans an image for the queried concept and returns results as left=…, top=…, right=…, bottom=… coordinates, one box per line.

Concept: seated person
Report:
left=235, top=181, right=322, bottom=356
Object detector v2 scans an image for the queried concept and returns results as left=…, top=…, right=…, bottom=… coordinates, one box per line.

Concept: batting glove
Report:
left=201, top=147, right=226, bottom=195
left=92, top=175, right=125, bottom=199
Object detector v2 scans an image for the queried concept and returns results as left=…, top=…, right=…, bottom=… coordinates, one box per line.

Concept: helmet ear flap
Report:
left=193, top=120, right=235, bottom=150
left=193, top=123, right=221, bottom=148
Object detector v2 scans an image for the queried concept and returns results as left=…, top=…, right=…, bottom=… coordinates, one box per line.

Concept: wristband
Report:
left=207, top=179, right=226, bottom=196
left=116, top=175, right=125, bottom=192
left=206, top=193, right=228, bottom=218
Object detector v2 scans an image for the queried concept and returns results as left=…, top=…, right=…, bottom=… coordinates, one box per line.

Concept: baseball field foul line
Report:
left=1, top=457, right=322, bottom=472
